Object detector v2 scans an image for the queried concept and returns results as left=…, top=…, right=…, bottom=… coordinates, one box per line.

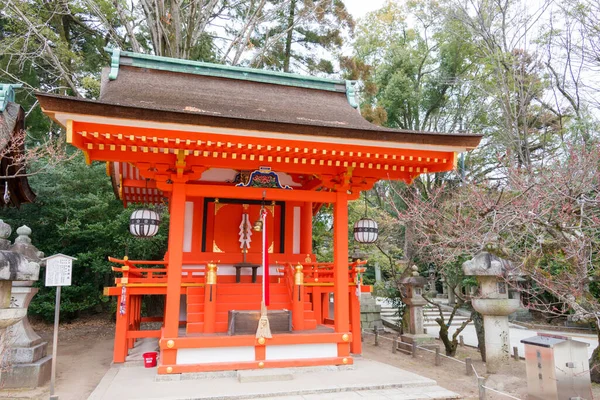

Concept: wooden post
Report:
left=163, top=181, right=187, bottom=365
left=478, top=377, right=486, bottom=400
left=459, top=335, right=464, bottom=347
left=350, top=285, right=362, bottom=354
left=466, top=357, right=473, bottom=376
left=333, top=192, right=349, bottom=358
left=321, top=292, right=330, bottom=320
left=435, top=347, right=441, bottom=366
left=392, top=336, right=397, bottom=353
left=203, top=263, right=218, bottom=333
left=312, top=288, right=322, bottom=324
left=292, top=264, right=305, bottom=330
left=513, top=346, right=519, bottom=360
left=374, top=327, right=379, bottom=346
left=411, top=341, right=417, bottom=358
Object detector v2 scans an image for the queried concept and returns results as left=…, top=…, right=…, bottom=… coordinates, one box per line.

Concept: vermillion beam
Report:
left=176, top=184, right=338, bottom=203
left=162, top=182, right=187, bottom=365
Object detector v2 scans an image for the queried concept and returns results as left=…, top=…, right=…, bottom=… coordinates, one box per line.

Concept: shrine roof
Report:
left=36, top=49, right=481, bottom=150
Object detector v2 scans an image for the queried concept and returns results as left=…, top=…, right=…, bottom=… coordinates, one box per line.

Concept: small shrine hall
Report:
left=36, top=49, right=481, bottom=375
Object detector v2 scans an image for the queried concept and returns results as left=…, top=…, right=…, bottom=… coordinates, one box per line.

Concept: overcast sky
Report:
left=344, top=0, right=388, bottom=19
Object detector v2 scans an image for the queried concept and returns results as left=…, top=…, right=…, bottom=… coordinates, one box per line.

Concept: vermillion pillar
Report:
left=333, top=192, right=350, bottom=357
left=162, top=182, right=187, bottom=365
left=350, top=285, right=362, bottom=354
left=113, top=290, right=129, bottom=363
left=301, top=202, right=313, bottom=255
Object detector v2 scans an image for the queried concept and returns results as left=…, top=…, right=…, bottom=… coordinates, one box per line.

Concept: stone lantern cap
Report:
left=462, top=252, right=511, bottom=276
left=0, top=250, right=40, bottom=281
left=400, top=265, right=427, bottom=286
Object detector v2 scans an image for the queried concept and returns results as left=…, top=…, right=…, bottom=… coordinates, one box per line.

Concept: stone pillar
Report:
left=400, top=266, right=434, bottom=345
left=359, top=293, right=383, bottom=330
left=438, top=276, right=448, bottom=299
left=447, top=284, right=456, bottom=305
left=427, top=268, right=437, bottom=298
left=374, top=262, right=381, bottom=283
left=463, top=252, right=519, bottom=374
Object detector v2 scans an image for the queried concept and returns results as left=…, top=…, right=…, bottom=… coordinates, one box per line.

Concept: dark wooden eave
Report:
left=36, top=66, right=482, bottom=150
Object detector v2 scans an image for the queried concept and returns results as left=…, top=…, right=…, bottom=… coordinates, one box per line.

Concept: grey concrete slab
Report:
left=87, top=358, right=459, bottom=400
left=423, top=321, right=598, bottom=358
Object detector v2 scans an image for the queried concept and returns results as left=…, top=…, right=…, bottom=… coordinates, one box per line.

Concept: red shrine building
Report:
left=36, top=49, right=480, bottom=375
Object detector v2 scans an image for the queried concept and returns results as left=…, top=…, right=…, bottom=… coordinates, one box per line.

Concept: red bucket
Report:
left=143, top=352, right=158, bottom=368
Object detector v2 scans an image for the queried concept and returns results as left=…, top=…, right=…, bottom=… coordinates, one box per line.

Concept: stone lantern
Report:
left=462, top=252, right=520, bottom=373
left=0, top=221, right=50, bottom=388
left=0, top=225, right=43, bottom=387
left=400, top=266, right=434, bottom=346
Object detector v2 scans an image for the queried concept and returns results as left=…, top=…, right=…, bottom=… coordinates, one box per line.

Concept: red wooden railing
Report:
left=109, top=256, right=207, bottom=285
left=281, top=260, right=367, bottom=285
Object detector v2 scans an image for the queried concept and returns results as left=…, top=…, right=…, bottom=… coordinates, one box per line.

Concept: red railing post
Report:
left=203, top=262, right=218, bottom=333
left=292, top=264, right=305, bottom=330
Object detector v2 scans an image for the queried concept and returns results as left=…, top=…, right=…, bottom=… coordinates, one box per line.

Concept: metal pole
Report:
left=50, top=286, right=61, bottom=400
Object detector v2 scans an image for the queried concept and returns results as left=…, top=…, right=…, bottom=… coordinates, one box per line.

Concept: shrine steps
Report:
left=185, top=283, right=317, bottom=334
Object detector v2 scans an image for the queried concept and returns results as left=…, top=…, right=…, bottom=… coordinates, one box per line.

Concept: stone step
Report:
left=237, top=369, right=294, bottom=383
left=261, top=385, right=460, bottom=400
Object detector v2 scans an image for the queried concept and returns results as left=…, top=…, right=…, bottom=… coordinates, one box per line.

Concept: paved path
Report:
left=88, top=359, right=459, bottom=400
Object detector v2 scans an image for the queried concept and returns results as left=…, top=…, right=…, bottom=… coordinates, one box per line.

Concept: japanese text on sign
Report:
left=45, top=257, right=73, bottom=286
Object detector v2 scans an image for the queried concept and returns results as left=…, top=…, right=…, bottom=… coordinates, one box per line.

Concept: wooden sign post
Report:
left=43, top=254, right=77, bottom=400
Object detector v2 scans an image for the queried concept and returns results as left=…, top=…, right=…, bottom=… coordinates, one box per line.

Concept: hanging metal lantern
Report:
left=129, top=209, right=160, bottom=237
left=353, top=218, right=378, bottom=244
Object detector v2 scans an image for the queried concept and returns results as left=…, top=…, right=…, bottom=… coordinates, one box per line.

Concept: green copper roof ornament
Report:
left=103, top=47, right=346, bottom=92
left=345, top=81, right=358, bottom=109
left=0, top=83, right=23, bottom=112
left=108, top=47, right=121, bottom=80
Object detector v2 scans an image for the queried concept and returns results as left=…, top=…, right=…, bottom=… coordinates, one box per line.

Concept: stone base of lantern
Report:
left=400, top=333, right=435, bottom=346
left=1, top=285, right=51, bottom=388
left=397, top=334, right=438, bottom=355
left=0, top=355, right=52, bottom=388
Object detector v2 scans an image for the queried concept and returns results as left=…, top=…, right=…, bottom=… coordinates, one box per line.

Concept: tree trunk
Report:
left=589, top=327, right=600, bottom=383
left=437, top=319, right=458, bottom=356
left=471, top=310, right=486, bottom=362
left=283, top=0, right=296, bottom=72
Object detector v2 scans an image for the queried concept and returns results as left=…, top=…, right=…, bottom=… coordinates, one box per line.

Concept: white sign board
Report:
left=45, top=255, right=74, bottom=287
